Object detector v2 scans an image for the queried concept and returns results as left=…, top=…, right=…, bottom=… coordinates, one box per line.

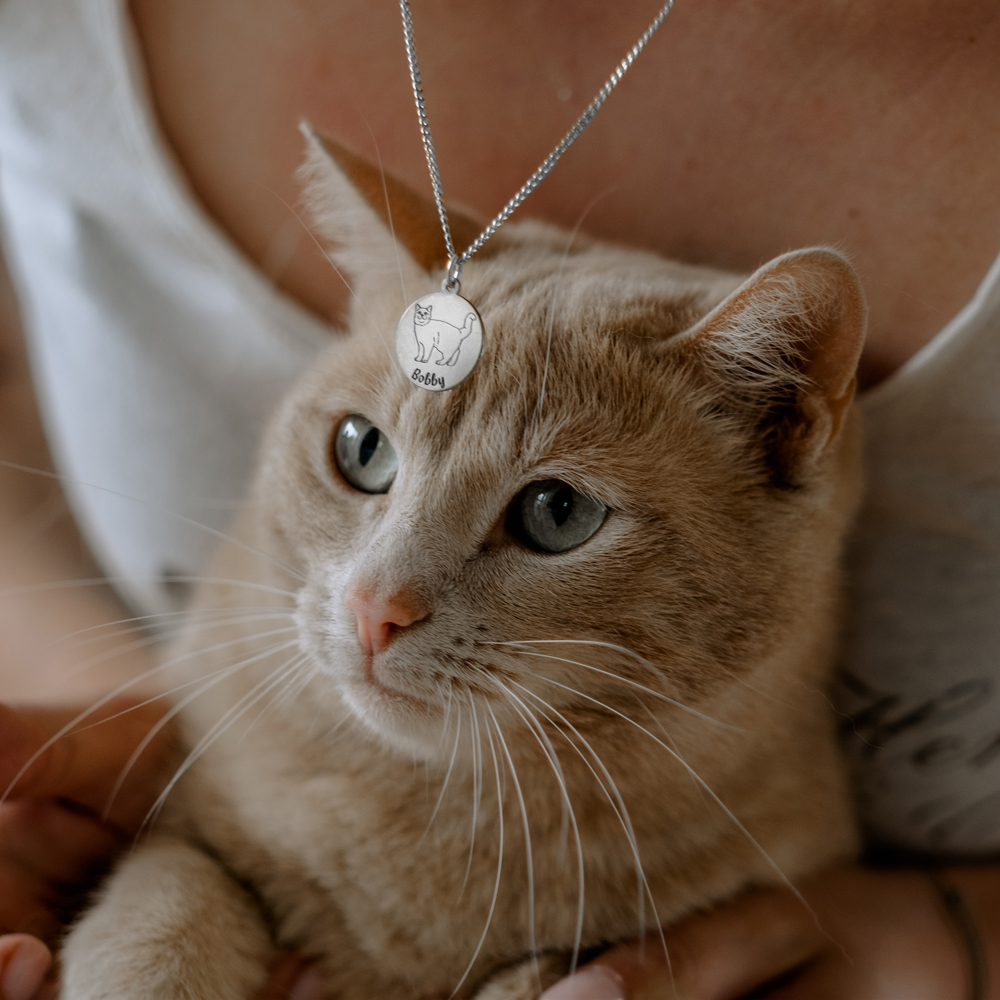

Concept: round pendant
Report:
left=395, top=291, right=484, bottom=392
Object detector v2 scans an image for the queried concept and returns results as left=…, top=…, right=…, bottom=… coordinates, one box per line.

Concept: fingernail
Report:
left=540, top=965, right=627, bottom=1000
left=287, top=963, right=328, bottom=1000
left=1, top=940, right=50, bottom=1000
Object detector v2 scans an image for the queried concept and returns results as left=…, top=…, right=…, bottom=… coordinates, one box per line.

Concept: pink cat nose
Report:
left=344, top=587, right=428, bottom=656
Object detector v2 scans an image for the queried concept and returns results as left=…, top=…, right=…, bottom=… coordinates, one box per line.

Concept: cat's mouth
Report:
left=360, top=655, right=434, bottom=712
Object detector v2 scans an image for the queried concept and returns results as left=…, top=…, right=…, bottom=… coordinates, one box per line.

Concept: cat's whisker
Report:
left=53, top=612, right=294, bottom=689
left=450, top=711, right=506, bottom=1000
left=0, top=457, right=307, bottom=584
left=139, top=646, right=307, bottom=837
left=0, top=626, right=287, bottom=807
left=275, top=658, right=322, bottom=712
left=487, top=677, right=586, bottom=974
left=55, top=609, right=295, bottom=655
left=135, top=643, right=301, bottom=832
left=487, top=672, right=572, bottom=857
left=486, top=703, right=539, bottom=989
left=462, top=688, right=483, bottom=896
left=102, top=638, right=305, bottom=821
left=438, top=679, right=455, bottom=754
left=48, top=624, right=190, bottom=684
left=510, top=680, right=662, bottom=956
left=237, top=654, right=315, bottom=743
left=72, top=634, right=302, bottom=739
left=421, top=704, right=462, bottom=842
left=495, top=642, right=737, bottom=731
left=633, top=694, right=711, bottom=811
left=533, top=673, right=816, bottom=923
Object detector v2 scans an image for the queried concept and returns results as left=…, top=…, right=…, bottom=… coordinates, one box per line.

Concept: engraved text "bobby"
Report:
left=412, top=368, right=446, bottom=389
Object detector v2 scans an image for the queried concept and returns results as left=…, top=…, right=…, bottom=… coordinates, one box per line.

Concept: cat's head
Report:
left=252, top=126, right=866, bottom=764
left=414, top=303, right=432, bottom=325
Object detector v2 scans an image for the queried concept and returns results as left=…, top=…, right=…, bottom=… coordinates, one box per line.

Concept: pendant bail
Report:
left=442, top=257, right=463, bottom=294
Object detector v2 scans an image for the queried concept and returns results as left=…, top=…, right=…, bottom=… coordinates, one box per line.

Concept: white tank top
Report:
left=0, top=0, right=328, bottom=618
left=840, top=250, right=1000, bottom=855
left=2, top=0, right=999, bottom=855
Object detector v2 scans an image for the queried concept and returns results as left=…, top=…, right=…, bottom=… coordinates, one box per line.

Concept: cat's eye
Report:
left=507, top=479, right=608, bottom=554
left=333, top=415, right=398, bottom=494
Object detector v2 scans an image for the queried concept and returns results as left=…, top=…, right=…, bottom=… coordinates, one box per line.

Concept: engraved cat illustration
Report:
left=58, top=130, right=866, bottom=1000
left=413, top=302, right=477, bottom=366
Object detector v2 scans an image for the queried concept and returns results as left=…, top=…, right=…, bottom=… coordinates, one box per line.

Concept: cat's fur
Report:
left=59, top=129, right=866, bottom=1000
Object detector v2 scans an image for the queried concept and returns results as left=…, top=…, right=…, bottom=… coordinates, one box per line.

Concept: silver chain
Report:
left=399, top=0, right=675, bottom=292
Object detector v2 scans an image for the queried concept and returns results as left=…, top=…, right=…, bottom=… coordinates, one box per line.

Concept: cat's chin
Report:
left=340, top=669, right=452, bottom=761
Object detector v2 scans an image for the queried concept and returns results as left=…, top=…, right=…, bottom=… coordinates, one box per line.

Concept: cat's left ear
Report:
left=679, top=247, right=867, bottom=482
left=297, top=121, right=483, bottom=294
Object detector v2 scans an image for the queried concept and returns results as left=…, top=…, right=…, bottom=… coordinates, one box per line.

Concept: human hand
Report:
left=0, top=700, right=330, bottom=1000
left=0, top=698, right=175, bottom=999
left=540, top=864, right=986, bottom=1000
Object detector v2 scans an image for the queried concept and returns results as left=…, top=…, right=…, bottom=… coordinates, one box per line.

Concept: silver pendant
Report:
left=395, top=291, right=484, bottom=392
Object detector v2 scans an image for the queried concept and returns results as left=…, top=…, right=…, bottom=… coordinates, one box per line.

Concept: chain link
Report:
left=399, top=0, right=675, bottom=293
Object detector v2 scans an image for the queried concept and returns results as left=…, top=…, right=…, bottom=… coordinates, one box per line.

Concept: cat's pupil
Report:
left=359, top=428, right=380, bottom=467
left=548, top=486, right=574, bottom=527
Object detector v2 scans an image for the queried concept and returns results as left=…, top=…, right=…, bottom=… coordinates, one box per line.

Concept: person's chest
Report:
left=130, top=0, right=1000, bottom=383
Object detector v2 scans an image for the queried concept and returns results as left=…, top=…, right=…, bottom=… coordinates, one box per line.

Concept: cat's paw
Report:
left=59, top=835, right=273, bottom=1000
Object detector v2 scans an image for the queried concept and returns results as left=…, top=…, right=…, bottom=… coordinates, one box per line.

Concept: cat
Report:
left=412, top=303, right=478, bottom=366
left=58, top=128, right=866, bottom=1000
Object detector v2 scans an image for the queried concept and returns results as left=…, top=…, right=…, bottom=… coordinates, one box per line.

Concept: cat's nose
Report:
left=344, top=587, right=428, bottom=655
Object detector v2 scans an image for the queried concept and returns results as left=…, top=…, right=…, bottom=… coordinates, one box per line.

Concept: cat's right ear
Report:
left=676, top=247, right=867, bottom=485
left=297, top=122, right=482, bottom=298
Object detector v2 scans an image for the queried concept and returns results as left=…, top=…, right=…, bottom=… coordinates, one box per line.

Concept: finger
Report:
left=0, top=868, right=62, bottom=941
left=0, top=935, right=51, bottom=1000
left=254, top=957, right=329, bottom=1000
left=0, top=800, right=121, bottom=885
left=0, top=700, right=176, bottom=832
left=548, top=887, right=827, bottom=1000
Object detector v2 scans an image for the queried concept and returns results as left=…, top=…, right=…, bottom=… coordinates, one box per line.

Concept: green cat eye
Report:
left=334, top=415, right=398, bottom=494
left=507, top=479, right=608, bottom=554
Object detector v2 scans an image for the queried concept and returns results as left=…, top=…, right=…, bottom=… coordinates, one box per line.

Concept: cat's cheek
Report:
left=294, top=579, right=360, bottom=679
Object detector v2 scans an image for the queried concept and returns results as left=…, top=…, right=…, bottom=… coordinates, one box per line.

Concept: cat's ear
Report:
left=679, top=247, right=866, bottom=484
left=297, top=122, right=483, bottom=292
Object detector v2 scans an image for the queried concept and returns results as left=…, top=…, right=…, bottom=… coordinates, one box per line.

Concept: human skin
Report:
left=2, top=0, right=1000, bottom=997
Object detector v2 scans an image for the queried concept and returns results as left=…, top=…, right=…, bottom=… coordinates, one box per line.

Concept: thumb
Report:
left=0, top=935, right=53, bottom=1000
left=0, top=699, right=176, bottom=833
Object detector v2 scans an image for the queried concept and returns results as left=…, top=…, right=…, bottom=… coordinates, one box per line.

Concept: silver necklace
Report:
left=395, top=0, right=675, bottom=391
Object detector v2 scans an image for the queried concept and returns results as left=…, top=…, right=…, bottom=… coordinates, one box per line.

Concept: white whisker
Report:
left=103, top=638, right=303, bottom=821
left=422, top=704, right=462, bottom=841
left=533, top=673, right=814, bottom=920
left=488, top=677, right=586, bottom=974
left=450, top=710, right=505, bottom=1000
left=486, top=702, right=540, bottom=991
left=0, top=457, right=306, bottom=583
left=463, top=689, right=483, bottom=895
left=56, top=609, right=295, bottom=652
left=238, top=654, right=316, bottom=740
left=510, top=680, right=662, bottom=955
left=140, top=647, right=307, bottom=835
left=0, top=627, right=291, bottom=808
left=494, top=642, right=736, bottom=730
